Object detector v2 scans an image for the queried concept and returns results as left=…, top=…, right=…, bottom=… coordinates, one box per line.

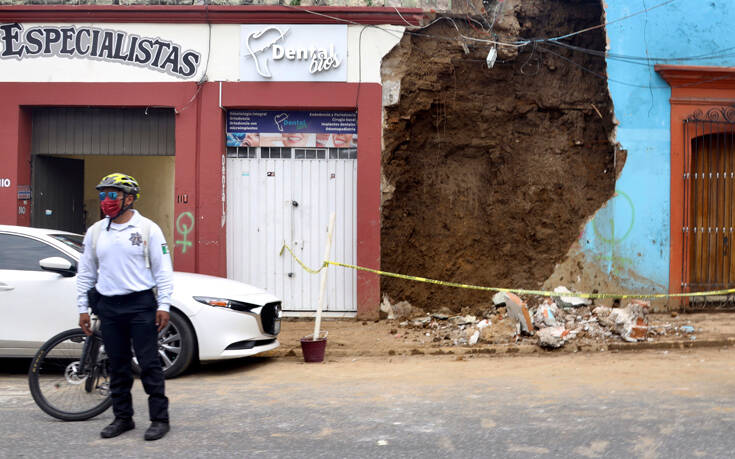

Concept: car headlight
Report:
left=193, top=296, right=261, bottom=312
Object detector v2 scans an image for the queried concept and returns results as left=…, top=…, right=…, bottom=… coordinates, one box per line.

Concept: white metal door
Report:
left=226, top=150, right=357, bottom=314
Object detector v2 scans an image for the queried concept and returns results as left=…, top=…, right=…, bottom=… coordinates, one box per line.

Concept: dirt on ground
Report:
left=380, top=0, right=618, bottom=313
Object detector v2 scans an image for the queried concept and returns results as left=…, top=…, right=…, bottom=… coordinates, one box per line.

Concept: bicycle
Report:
left=28, top=315, right=112, bottom=421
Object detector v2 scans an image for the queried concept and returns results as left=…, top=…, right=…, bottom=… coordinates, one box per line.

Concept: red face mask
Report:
left=100, top=198, right=122, bottom=217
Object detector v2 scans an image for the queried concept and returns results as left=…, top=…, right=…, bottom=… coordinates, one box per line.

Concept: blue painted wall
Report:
left=581, top=0, right=735, bottom=291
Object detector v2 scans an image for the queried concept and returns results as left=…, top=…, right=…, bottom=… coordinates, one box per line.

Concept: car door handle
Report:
left=0, top=282, right=14, bottom=292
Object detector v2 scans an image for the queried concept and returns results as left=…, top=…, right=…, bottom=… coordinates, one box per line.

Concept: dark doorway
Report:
left=31, top=156, right=85, bottom=234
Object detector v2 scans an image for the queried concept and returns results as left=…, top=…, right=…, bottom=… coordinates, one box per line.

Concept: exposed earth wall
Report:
left=380, top=0, right=619, bottom=313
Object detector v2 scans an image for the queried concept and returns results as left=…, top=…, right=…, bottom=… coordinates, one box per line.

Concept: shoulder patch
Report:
left=162, top=243, right=169, bottom=255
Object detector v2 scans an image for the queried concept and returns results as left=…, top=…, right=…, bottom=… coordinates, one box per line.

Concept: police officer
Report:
left=77, top=173, right=173, bottom=441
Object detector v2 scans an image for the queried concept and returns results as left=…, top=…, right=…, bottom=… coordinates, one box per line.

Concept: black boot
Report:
left=144, top=421, right=170, bottom=441
left=100, top=418, right=135, bottom=438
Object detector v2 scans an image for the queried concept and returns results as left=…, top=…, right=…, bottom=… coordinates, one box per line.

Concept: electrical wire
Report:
left=198, top=4, right=213, bottom=85
left=393, top=6, right=415, bottom=27
left=257, top=2, right=735, bottom=92
left=175, top=4, right=211, bottom=114
left=486, top=0, right=505, bottom=35
left=280, top=0, right=731, bottom=78
left=642, top=0, right=655, bottom=116
left=536, top=42, right=735, bottom=90
left=462, top=0, right=493, bottom=32
left=282, top=0, right=679, bottom=49
left=544, top=0, right=676, bottom=43
left=545, top=39, right=735, bottom=64
left=355, top=24, right=368, bottom=107
left=410, top=15, right=525, bottom=47
left=536, top=43, right=670, bottom=89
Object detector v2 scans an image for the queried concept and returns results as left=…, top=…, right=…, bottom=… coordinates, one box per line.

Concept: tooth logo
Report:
left=274, top=113, right=288, bottom=132
left=244, top=26, right=289, bottom=79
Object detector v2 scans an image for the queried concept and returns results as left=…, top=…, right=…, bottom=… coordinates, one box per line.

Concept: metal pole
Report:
left=313, top=212, right=336, bottom=341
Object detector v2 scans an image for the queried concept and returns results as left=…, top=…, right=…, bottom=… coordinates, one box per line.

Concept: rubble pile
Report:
left=388, top=288, right=698, bottom=350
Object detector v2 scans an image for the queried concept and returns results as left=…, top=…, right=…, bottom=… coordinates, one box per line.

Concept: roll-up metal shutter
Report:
left=31, top=107, right=175, bottom=156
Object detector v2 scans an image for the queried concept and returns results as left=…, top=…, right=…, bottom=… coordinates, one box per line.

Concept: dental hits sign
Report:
left=239, top=25, right=347, bottom=82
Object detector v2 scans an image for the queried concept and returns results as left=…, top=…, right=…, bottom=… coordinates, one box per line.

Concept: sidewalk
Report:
left=264, top=312, right=735, bottom=360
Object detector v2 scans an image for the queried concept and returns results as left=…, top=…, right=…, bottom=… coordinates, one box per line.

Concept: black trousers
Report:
left=97, top=289, right=169, bottom=423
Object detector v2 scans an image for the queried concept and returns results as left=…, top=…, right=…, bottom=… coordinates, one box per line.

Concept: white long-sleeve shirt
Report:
left=76, top=210, right=173, bottom=313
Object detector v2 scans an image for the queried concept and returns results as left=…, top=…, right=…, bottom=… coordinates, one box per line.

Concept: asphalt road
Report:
left=2, top=348, right=734, bottom=458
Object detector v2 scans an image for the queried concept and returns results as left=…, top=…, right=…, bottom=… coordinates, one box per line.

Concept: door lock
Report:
left=292, top=200, right=299, bottom=207
left=287, top=272, right=294, bottom=278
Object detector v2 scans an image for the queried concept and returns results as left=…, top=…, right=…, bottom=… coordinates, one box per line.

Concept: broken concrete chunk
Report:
left=492, top=291, right=510, bottom=306
left=533, top=298, right=561, bottom=328
left=411, top=316, right=431, bottom=327
left=450, top=315, right=477, bottom=325
left=494, top=292, right=533, bottom=335
left=553, top=286, right=592, bottom=308
left=379, top=295, right=394, bottom=319
left=380, top=295, right=420, bottom=320
left=537, top=326, right=571, bottom=348
left=608, top=302, right=649, bottom=342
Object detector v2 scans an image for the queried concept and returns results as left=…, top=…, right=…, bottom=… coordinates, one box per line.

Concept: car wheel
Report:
left=133, top=309, right=195, bottom=379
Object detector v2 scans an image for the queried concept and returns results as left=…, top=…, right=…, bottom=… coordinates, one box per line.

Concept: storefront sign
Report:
left=17, top=185, right=30, bottom=199
left=239, top=25, right=347, bottom=82
left=0, top=23, right=201, bottom=78
left=226, top=110, right=357, bottom=148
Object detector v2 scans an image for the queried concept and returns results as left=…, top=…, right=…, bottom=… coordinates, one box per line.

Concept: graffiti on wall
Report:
left=592, top=190, right=635, bottom=276
left=176, top=211, right=194, bottom=254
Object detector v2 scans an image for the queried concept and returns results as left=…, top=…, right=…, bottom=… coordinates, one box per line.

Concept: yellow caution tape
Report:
left=279, top=244, right=327, bottom=274
left=279, top=244, right=735, bottom=299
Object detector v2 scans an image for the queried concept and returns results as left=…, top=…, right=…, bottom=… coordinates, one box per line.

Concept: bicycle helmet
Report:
left=96, top=173, right=140, bottom=200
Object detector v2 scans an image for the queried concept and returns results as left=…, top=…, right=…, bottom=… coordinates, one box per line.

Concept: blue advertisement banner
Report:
left=226, top=110, right=357, bottom=148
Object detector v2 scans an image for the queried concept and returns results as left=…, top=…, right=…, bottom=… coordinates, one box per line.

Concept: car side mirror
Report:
left=39, top=257, right=77, bottom=277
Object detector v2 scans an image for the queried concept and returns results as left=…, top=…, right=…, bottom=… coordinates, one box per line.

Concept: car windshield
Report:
left=49, top=234, right=84, bottom=253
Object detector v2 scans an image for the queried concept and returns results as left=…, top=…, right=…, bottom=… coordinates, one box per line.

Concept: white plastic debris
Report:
left=469, top=330, right=480, bottom=345
left=477, top=319, right=491, bottom=330
left=486, top=46, right=497, bottom=68
left=553, top=286, right=591, bottom=308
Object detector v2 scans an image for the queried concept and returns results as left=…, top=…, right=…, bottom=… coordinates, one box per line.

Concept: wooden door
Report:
left=689, top=130, right=735, bottom=289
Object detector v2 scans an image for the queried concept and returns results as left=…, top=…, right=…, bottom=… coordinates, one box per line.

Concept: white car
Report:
left=0, top=224, right=281, bottom=378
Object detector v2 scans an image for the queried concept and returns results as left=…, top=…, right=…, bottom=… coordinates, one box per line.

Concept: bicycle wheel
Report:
left=28, top=328, right=112, bottom=421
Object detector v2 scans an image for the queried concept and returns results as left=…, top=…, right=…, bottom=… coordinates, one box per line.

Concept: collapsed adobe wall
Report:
left=380, top=0, right=619, bottom=313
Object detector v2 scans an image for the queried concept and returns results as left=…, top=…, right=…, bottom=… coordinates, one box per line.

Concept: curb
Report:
left=606, top=336, right=735, bottom=351
left=263, top=336, right=735, bottom=359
